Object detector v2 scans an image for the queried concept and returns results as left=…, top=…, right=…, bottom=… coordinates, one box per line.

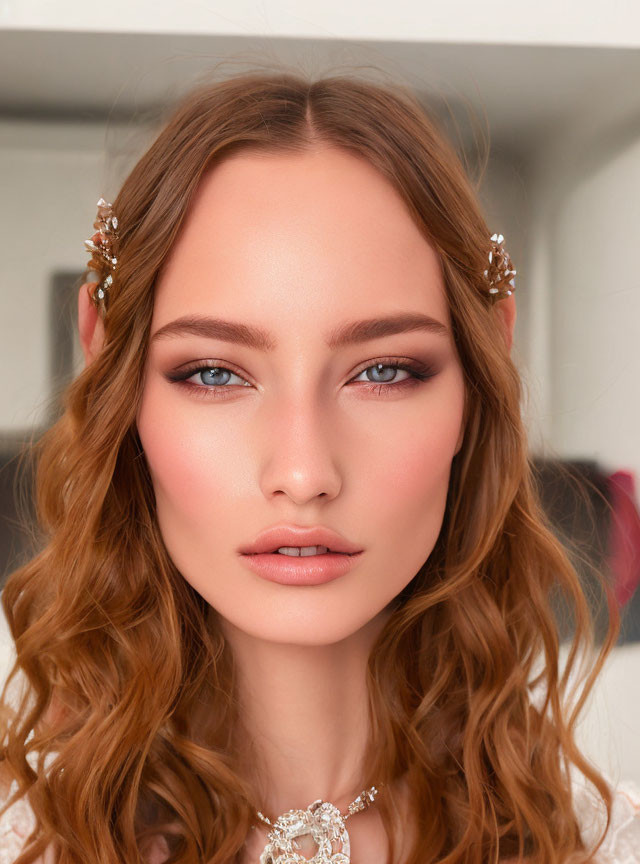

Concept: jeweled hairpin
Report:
left=484, top=232, right=516, bottom=302
left=84, top=197, right=118, bottom=310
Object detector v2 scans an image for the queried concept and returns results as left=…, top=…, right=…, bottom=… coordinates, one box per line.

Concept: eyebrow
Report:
left=151, top=312, right=450, bottom=350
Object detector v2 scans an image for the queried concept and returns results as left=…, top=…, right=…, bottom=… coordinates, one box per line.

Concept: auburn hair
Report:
left=0, top=69, right=619, bottom=863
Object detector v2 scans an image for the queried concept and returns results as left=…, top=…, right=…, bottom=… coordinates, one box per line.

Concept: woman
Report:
left=0, top=70, right=638, bottom=864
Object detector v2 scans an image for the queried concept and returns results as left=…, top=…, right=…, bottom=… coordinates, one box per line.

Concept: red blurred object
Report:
left=606, top=470, right=640, bottom=606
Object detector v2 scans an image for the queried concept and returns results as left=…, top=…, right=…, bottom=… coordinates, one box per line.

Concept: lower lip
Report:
left=239, top=551, right=363, bottom=585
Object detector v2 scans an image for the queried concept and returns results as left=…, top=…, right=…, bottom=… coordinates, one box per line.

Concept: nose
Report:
left=257, top=394, right=343, bottom=505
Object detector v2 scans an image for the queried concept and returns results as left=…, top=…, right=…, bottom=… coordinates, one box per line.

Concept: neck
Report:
left=220, top=606, right=393, bottom=820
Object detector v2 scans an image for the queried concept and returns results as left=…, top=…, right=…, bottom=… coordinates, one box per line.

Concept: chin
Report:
left=217, top=598, right=394, bottom=648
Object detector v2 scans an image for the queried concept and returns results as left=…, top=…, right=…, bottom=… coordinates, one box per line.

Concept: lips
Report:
left=239, top=523, right=362, bottom=556
left=239, top=548, right=363, bottom=585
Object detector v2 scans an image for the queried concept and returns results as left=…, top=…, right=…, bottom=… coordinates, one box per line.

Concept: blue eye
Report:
left=166, top=358, right=436, bottom=399
left=354, top=363, right=412, bottom=385
left=191, top=367, right=249, bottom=388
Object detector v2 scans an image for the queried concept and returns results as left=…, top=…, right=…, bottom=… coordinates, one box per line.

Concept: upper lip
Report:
left=239, top=523, right=363, bottom=555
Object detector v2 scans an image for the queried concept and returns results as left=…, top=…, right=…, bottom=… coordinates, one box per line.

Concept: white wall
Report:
left=526, top=114, right=640, bottom=483
left=0, top=126, right=101, bottom=428
left=551, top=136, right=640, bottom=479
left=4, top=0, right=640, bottom=47
left=0, top=118, right=155, bottom=429
left=571, top=641, right=640, bottom=789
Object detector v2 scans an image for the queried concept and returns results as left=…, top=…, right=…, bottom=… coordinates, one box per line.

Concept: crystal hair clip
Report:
left=83, top=199, right=516, bottom=310
left=485, top=233, right=516, bottom=302
left=83, top=197, right=119, bottom=310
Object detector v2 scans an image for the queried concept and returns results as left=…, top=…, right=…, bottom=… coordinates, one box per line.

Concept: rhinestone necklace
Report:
left=255, top=784, right=384, bottom=864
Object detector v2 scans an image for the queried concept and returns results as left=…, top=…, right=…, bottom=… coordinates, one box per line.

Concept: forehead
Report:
left=152, top=146, right=449, bottom=334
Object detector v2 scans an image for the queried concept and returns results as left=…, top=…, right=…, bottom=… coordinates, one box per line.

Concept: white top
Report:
left=1, top=771, right=639, bottom=863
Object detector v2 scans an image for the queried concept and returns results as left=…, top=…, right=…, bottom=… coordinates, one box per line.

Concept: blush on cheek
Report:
left=376, top=448, right=452, bottom=552
left=137, top=396, right=210, bottom=529
left=378, top=408, right=462, bottom=495
left=137, top=393, right=250, bottom=574
left=144, top=432, right=217, bottom=523
left=142, top=436, right=221, bottom=590
left=370, top=410, right=462, bottom=562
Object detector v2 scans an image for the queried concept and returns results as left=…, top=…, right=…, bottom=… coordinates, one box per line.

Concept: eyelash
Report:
left=165, top=357, right=437, bottom=400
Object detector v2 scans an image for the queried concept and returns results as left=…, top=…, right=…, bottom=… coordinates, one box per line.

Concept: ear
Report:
left=493, top=293, right=517, bottom=353
left=78, top=282, right=105, bottom=366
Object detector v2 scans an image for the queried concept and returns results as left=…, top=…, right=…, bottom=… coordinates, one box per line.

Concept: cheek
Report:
left=372, top=382, right=464, bottom=504
left=136, top=385, right=244, bottom=553
left=378, top=422, right=458, bottom=496
left=360, top=381, right=464, bottom=574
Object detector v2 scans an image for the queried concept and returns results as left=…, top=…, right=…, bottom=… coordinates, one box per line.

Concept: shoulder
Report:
left=571, top=768, right=640, bottom=862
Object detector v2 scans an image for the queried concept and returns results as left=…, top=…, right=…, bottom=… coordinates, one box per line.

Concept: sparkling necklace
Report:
left=255, top=784, right=384, bottom=864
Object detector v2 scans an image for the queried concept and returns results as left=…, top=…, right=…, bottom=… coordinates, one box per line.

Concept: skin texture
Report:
left=79, top=146, right=516, bottom=862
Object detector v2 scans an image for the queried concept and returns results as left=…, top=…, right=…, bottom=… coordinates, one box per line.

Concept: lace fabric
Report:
left=571, top=770, right=640, bottom=863
left=0, top=778, right=169, bottom=864
left=0, top=784, right=37, bottom=864
left=0, top=775, right=638, bottom=863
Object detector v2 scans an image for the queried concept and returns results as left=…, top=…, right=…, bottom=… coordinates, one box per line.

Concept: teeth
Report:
left=275, top=545, right=331, bottom=556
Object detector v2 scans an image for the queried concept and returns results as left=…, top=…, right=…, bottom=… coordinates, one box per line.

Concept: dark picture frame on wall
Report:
left=0, top=269, right=82, bottom=588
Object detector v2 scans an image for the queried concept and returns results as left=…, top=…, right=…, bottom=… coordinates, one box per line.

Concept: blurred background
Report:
left=0, top=1, right=639, bottom=783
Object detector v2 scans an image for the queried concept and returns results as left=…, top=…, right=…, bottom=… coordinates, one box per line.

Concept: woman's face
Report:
left=137, top=146, right=466, bottom=646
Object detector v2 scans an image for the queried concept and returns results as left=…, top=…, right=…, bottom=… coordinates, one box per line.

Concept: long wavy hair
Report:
left=0, top=69, right=620, bottom=864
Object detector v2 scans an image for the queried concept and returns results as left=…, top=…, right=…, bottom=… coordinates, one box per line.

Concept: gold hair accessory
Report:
left=255, top=784, right=383, bottom=864
left=485, top=232, right=516, bottom=302
left=83, top=197, right=118, bottom=310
